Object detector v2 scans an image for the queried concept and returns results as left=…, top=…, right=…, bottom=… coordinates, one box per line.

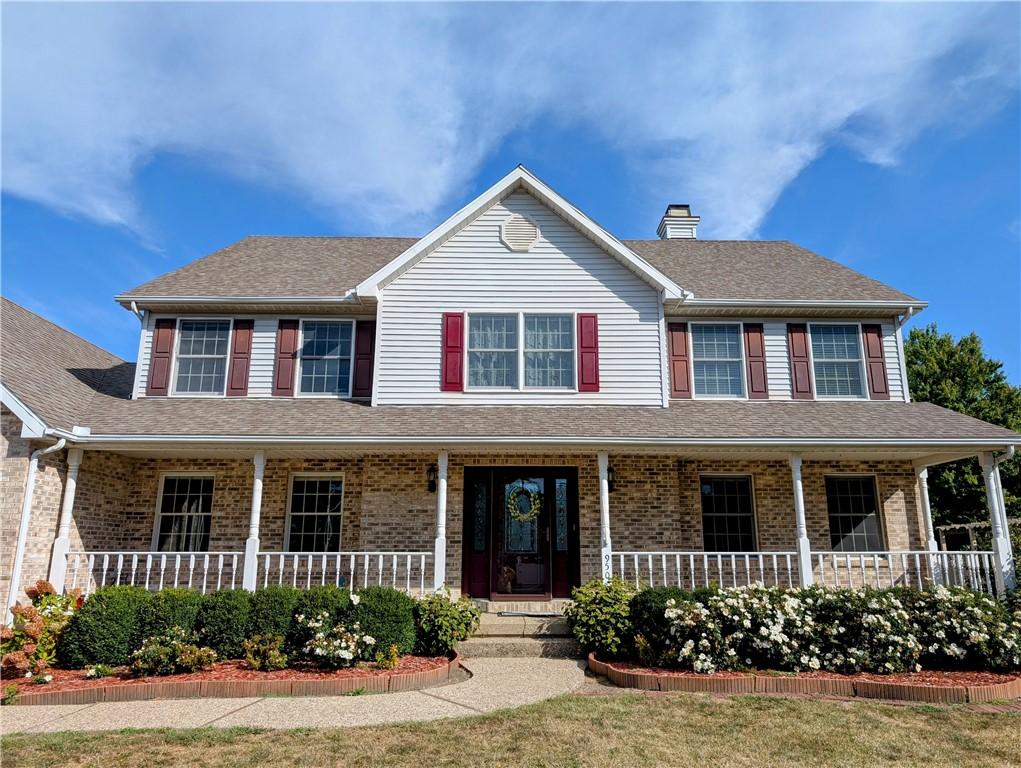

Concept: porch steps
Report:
left=458, top=609, right=580, bottom=658
left=471, top=598, right=572, bottom=614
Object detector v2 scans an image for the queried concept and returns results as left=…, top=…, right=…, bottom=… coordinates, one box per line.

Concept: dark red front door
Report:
left=461, top=467, right=579, bottom=599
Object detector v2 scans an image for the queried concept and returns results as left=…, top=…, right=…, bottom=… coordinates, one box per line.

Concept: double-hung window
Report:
left=825, top=476, right=883, bottom=552
left=287, top=476, right=344, bottom=551
left=810, top=324, right=866, bottom=398
left=174, top=320, right=231, bottom=394
left=467, top=313, right=575, bottom=390
left=154, top=475, right=214, bottom=552
left=299, top=320, right=353, bottom=395
left=691, top=324, right=744, bottom=397
left=700, top=476, right=757, bottom=551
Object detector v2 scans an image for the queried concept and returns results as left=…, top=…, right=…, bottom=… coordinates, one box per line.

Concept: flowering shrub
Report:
left=901, top=586, right=1021, bottom=671
left=84, top=663, right=117, bottom=679
left=130, top=627, right=217, bottom=676
left=295, top=611, right=375, bottom=668
left=1, top=580, right=78, bottom=682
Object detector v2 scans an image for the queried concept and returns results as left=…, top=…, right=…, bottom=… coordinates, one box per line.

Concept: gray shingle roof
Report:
left=119, top=236, right=920, bottom=305
left=0, top=297, right=134, bottom=430
left=76, top=395, right=1019, bottom=445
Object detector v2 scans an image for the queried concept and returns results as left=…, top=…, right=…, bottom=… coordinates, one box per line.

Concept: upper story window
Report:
left=299, top=320, right=353, bottom=395
left=467, top=313, right=576, bottom=390
left=174, top=320, right=231, bottom=395
left=525, top=315, right=574, bottom=388
left=691, top=323, right=744, bottom=397
left=810, top=324, right=865, bottom=398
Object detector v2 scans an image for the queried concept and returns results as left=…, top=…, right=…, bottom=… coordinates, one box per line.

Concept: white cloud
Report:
left=2, top=3, right=1017, bottom=238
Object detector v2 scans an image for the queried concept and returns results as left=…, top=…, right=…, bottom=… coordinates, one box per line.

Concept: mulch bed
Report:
left=7, top=656, right=448, bottom=696
left=604, top=661, right=1018, bottom=688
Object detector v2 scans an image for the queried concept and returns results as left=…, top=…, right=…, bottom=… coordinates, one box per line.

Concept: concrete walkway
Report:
left=1, top=658, right=587, bottom=734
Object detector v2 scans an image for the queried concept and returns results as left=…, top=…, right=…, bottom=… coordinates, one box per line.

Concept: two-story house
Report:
left=2, top=167, right=1018, bottom=619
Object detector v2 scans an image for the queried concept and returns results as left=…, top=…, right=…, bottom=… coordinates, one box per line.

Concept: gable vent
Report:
left=500, top=214, right=540, bottom=252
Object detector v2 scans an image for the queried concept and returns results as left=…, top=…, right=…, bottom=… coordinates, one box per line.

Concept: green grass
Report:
left=2, top=692, right=1018, bottom=767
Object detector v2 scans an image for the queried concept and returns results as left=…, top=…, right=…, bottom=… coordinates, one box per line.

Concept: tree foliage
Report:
left=905, top=323, right=1021, bottom=525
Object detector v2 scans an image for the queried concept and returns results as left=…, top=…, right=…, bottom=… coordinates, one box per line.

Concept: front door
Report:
left=462, top=467, right=579, bottom=599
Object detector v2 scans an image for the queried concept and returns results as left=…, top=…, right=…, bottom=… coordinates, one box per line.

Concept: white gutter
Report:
left=115, top=291, right=358, bottom=308
left=6, top=438, right=66, bottom=623
left=129, top=300, right=145, bottom=322
left=674, top=298, right=927, bottom=311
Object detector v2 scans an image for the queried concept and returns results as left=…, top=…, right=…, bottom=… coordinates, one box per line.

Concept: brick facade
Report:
left=2, top=411, right=930, bottom=599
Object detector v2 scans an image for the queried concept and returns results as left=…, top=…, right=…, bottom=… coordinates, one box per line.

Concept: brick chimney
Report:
left=657, top=204, right=699, bottom=239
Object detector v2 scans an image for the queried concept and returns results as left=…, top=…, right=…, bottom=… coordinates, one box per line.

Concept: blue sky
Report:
left=2, top=2, right=1019, bottom=381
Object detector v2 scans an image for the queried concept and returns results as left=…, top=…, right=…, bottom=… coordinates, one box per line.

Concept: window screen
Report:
left=174, top=320, right=230, bottom=394
left=811, top=325, right=865, bottom=397
left=692, top=324, right=744, bottom=396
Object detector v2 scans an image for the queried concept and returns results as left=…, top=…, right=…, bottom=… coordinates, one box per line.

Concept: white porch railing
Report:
left=609, top=549, right=1000, bottom=597
left=611, top=551, right=800, bottom=590
left=256, top=551, right=432, bottom=596
left=66, top=551, right=243, bottom=597
left=811, top=550, right=999, bottom=595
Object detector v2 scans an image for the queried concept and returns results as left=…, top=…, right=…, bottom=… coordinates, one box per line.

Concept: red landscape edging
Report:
left=12, top=654, right=462, bottom=706
left=588, top=654, right=1021, bottom=703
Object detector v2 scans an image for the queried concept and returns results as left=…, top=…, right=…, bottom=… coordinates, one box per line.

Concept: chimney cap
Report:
left=658, top=204, right=700, bottom=239
left=664, top=203, right=694, bottom=218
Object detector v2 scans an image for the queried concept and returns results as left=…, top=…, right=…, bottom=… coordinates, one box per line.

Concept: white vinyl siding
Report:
left=375, top=190, right=664, bottom=405
left=882, top=322, right=907, bottom=401
left=247, top=317, right=280, bottom=397
left=134, top=312, right=156, bottom=398
left=763, top=321, right=793, bottom=399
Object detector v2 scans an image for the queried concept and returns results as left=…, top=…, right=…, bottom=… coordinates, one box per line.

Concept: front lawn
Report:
left=3, top=692, right=1018, bottom=767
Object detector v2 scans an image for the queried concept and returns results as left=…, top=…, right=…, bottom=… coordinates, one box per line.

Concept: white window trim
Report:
left=150, top=471, right=216, bottom=551
left=823, top=473, right=887, bottom=552
left=284, top=472, right=346, bottom=552
left=169, top=317, right=234, bottom=398
left=807, top=322, right=870, bottom=401
left=294, top=318, right=356, bottom=399
left=698, top=473, right=759, bottom=552
left=464, top=310, right=579, bottom=393
left=690, top=321, right=747, bottom=400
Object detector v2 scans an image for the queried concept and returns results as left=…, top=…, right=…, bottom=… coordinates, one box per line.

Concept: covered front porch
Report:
left=41, top=443, right=1016, bottom=602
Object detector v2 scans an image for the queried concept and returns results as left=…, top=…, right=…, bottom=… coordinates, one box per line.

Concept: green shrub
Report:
left=57, top=586, right=152, bottom=667
left=130, top=626, right=217, bottom=677
left=375, top=643, right=400, bottom=670
left=242, top=634, right=288, bottom=671
left=247, top=586, right=301, bottom=641
left=196, top=590, right=251, bottom=659
left=415, top=593, right=480, bottom=655
left=287, top=586, right=353, bottom=652
left=139, top=588, right=203, bottom=639
left=564, top=579, right=635, bottom=658
left=628, top=586, right=716, bottom=666
left=354, top=587, right=417, bottom=655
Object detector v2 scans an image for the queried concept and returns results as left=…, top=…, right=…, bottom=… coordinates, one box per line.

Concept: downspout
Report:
left=6, top=438, right=66, bottom=624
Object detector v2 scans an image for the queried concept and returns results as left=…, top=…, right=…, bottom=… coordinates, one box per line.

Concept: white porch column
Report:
left=993, top=464, right=1014, bottom=562
left=980, top=452, right=1014, bottom=593
left=789, top=455, right=813, bottom=587
left=916, top=467, right=942, bottom=585
left=598, top=452, right=612, bottom=582
left=47, top=447, right=84, bottom=592
left=433, top=452, right=448, bottom=592
left=242, top=451, right=266, bottom=591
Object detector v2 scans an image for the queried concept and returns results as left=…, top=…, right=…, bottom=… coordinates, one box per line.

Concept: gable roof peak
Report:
left=354, top=165, right=689, bottom=301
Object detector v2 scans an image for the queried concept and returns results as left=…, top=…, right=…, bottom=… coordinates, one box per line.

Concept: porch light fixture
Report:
left=607, top=465, right=616, bottom=493
left=427, top=464, right=438, bottom=493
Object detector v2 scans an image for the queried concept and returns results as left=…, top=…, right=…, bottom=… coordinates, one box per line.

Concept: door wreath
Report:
left=507, top=485, right=542, bottom=523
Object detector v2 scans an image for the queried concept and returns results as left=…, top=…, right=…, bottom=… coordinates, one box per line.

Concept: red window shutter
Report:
left=226, top=320, right=254, bottom=397
left=787, top=323, right=813, bottom=400
left=667, top=322, right=692, bottom=399
left=861, top=324, right=890, bottom=400
left=145, top=318, right=176, bottom=396
left=744, top=323, right=769, bottom=400
left=272, top=319, right=299, bottom=396
left=351, top=320, right=376, bottom=398
left=577, top=313, right=600, bottom=392
left=440, top=313, right=464, bottom=392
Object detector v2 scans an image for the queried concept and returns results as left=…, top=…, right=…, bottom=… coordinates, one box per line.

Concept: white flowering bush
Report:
left=295, top=611, right=375, bottom=668
left=901, top=586, right=1021, bottom=671
left=664, top=585, right=921, bottom=675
